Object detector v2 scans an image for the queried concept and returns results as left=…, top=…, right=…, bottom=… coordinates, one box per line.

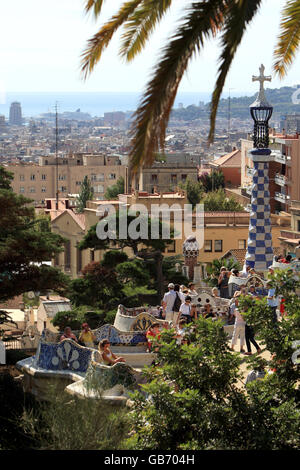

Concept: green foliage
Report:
left=179, top=179, right=203, bottom=208
left=205, top=257, right=241, bottom=287
left=68, top=261, right=122, bottom=308
left=0, top=166, right=70, bottom=302
left=101, top=249, right=128, bottom=268
left=115, top=259, right=150, bottom=286
left=199, top=170, right=224, bottom=192
left=125, top=296, right=300, bottom=450
left=76, top=175, right=94, bottom=213
left=20, top=386, right=130, bottom=450
left=0, top=372, right=37, bottom=450
left=162, top=255, right=189, bottom=286
left=201, top=189, right=244, bottom=212
left=104, top=176, right=124, bottom=200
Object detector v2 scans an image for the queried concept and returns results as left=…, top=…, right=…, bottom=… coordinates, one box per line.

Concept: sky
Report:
left=1, top=0, right=300, bottom=96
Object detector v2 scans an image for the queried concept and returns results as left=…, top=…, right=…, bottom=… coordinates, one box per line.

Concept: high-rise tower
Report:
left=9, top=101, right=22, bottom=125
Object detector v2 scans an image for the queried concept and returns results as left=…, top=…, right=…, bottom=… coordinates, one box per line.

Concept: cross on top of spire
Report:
left=252, top=64, right=272, bottom=106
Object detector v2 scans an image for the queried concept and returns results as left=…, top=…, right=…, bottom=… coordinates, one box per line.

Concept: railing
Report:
left=275, top=173, right=287, bottom=186
left=271, top=151, right=291, bottom=165
left=274, top=192, right=290, bottom=204
left=246, top=167, right=254, bottom=177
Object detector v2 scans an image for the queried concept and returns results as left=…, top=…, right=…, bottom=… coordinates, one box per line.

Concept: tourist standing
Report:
left=178, top=296, right=193, bottom=324
left=244, top=323, right=261, bottom=355
left=266, top=281, right=279, bottom=323
left=162, top=283, right=176, bottom=321
left=230, top=294, right=245, bottom=353
left=79, top=323, right=96, bottom=348
left=218, top=267, right=230, bottom=299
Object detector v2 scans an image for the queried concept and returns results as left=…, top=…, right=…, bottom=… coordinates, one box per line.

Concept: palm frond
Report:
left=273, top=0, right=300, bottom=78
left=208, top=0, right=262, bottom=143
left=129, top=1, right=230, bottom=173
left=84, top=0, right=105, bottom=18
left=120, top=0, right=173, bottom=61
left=81, top=0, right=143, bottom=79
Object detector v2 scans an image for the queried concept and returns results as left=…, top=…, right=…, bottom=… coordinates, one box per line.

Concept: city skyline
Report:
left=1, top=0, right=300, bottom=96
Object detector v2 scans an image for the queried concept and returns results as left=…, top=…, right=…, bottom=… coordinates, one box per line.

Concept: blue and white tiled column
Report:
left=245, top=151, right=273, bottom=272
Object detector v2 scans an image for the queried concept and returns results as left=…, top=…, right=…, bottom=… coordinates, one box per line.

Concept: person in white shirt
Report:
left=162, top=283, right=178, bottom=323
left=188, top=282, right=198, bottom=296
left=230, top=294, right=245, bottom=353
left=178, top=296, right=193, bottom=324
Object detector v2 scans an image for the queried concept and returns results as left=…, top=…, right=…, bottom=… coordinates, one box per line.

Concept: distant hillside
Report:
left=171, top=85, right=300, bottom=121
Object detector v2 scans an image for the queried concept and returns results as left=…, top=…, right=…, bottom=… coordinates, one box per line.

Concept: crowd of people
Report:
left=58, top=260, right=287, bottom=365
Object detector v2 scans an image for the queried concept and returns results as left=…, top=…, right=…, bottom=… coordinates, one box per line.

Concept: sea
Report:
left=0, top=91, right=252, bottom=119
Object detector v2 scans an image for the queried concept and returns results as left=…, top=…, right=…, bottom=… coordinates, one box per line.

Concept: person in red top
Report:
left=146, top=322, right=161, bottom=352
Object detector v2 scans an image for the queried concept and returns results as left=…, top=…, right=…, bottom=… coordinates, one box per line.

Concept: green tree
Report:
left=76, top=175, right=94, bottom=213
left=80, top=0, right=299, bottom=171
left=125, top=272, right=300, bottom=449
left=79, top=209, right=174, bottom=299
left=201, top=189, right=244, bottom=212
left=104, top=176, right=125, bottom=200
left=199, top=170, right=225, bottom=192
left=0, top=166, right=69, bottom=302
left=179, top=179, right=203, bottom=208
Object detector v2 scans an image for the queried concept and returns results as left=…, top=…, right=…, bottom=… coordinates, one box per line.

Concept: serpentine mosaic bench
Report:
left=41, top=324, right=149, bottom=346
left=16, top=338, right=142, bottom=403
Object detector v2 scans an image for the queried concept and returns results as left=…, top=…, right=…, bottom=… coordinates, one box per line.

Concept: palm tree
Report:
left=81, top=0, right=300, bottom=173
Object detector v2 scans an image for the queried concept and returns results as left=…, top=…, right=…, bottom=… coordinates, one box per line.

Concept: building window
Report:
left=171, top=174, right=177, bottom=183
left=41, top=187, right=46, bottom=193
left=19, top=187, right=25, bottom=193
left=238, top=239, right=247, bottom=249
left=64, top=240, right=71, bottom=270
left=181, top=174, right=187, bottom=182
left=167, top=240, right=176, bottom=253
left=297, top=220, right=300, bottom=232
left=93, top=185, right=104, bottom=193
left=20, top=175, right=25, bottom=181
left=60, top=186, right=67, bottom=192
left=151, top=174, right=158, bottom=183
left=58, top=174, right=66, bottom=180
left=109, top=173, right=116, bottom=180
left=77, top=248, right=82, bottom=274
left=29, top=187, right=36, bottom=193
left=204, top=240, right=212, bottom=252
left=97, top=173, right=104, bottom=181
left=41, top=174, right=46, bottom=180
left=91, top=174, right=97, bottom=181
left=76, top=181, right=82, bottom=186
left=90, top=250, right=95, bottom=262
left=214, top=240, right=223, bottom=252
left=30, top=174, right=35, bottom=181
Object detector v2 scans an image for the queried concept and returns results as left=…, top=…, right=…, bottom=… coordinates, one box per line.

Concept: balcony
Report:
left=246, top=167, right=254, bottom=178
left=244, top=184, right=252, bottom=196
left=271, top=150, right=291, bottom=165
left=274, top=192, right=290, bottom=204
left=275, top=173, right=288, bottom=186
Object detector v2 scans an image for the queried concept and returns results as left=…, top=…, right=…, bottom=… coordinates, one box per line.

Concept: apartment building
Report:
left=4, top=153, right=128, bottom=205
left=278, top=200, right=300, bottom=257
left=138, top=156, right=199, bottom=193
left=240, top=132, right=300, bottom=213
left=48, top=191, right=290, bottom=281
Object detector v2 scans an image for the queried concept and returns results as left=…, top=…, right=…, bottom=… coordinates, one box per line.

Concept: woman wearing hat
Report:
left=79, top=323, right=96, bottom=348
